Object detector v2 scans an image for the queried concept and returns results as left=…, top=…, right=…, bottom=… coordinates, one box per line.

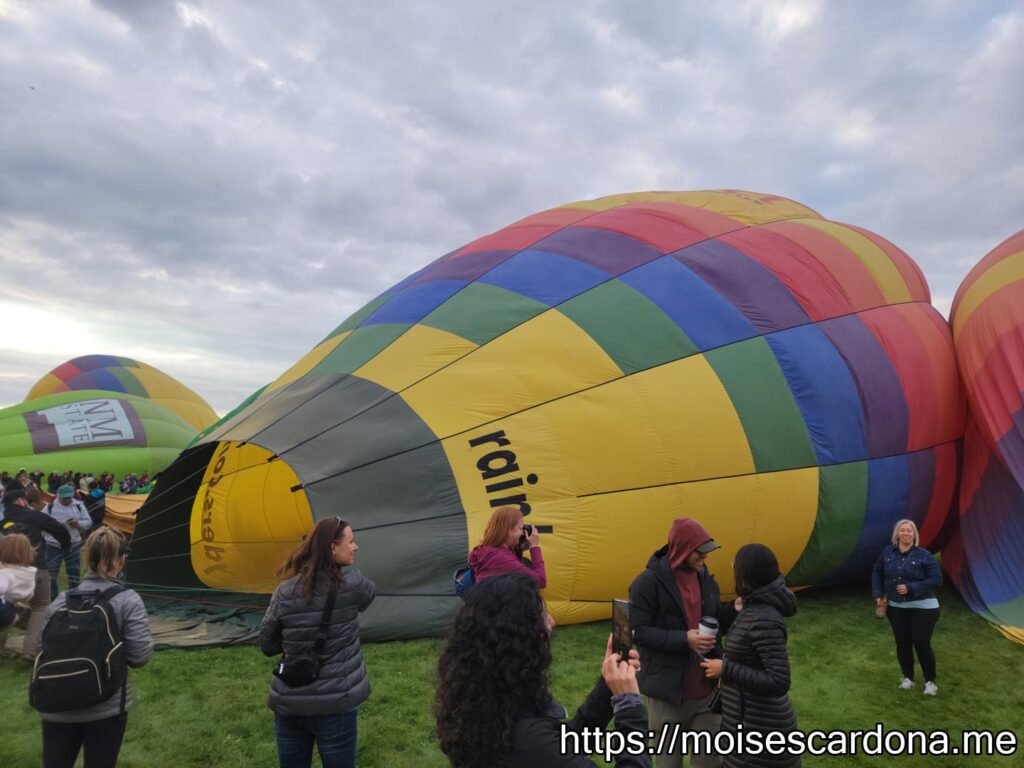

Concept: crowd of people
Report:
left=0, top=484, right=943, bottom=768
left=0, top=468, right=151, bottom=498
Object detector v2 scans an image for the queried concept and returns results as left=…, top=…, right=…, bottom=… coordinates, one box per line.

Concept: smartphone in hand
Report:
left=611, top=598, right=631, bottom=658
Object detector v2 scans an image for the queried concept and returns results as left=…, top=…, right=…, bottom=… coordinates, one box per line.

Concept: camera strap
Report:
left=312, top=584, right=339, bottom=652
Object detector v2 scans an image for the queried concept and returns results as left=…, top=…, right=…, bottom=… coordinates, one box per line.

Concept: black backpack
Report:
left=30, top=585, right=127, bottom=713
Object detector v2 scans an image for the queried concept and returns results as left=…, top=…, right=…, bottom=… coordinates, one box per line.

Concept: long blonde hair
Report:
left=478, top=505, right=523, bottom=549
left=890, top=519, right=920, bottom=547
left=83, top=527, right=127, bottom=579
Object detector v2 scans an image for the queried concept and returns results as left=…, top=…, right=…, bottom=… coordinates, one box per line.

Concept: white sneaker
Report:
left=899, top=678, right=915, bottom=689
left=923, top=681, right=938, bottom=696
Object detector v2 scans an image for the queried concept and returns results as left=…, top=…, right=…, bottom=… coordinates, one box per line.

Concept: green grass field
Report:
left=1, top=583, right=1021, bottom=767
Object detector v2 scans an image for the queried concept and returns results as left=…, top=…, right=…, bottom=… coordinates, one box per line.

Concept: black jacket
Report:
left=628, top=545, right=735, bottom=704
left=510, top=678, right=651, bottom=767
left=720, top=576, right=799, bottom=768
left=259, top=569, right=375, bottom=716
left=871, top=545, right=942, bottom=603
left=1, top=503, right=71, bottom=568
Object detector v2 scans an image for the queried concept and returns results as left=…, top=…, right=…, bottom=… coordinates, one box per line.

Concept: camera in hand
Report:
left=518, top=524, right=534, bottom=553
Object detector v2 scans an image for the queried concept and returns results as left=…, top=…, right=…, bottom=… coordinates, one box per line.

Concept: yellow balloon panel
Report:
left=354, top=325, right=478, bottom=392
left=266, top=333, right=350, bottom=393
left=541, top=355, right=755, bottom=494
left=402, top=310, right=621, bottom=437
left=558, top=190, right=821, bottom=226
left=189, top=441, right=313, bottom=592
left=952, top=249, right=1024, bottom=336
left=570, top=467, right=820, bottom=602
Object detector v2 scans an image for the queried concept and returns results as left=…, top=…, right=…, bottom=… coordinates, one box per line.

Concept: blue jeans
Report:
left=274, top=709, right=357, bottom=768
left=45, top=543, right=81, bottom=601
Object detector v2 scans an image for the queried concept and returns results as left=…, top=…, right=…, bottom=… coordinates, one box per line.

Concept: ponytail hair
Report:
left=83, top=527, right=127, bottom=579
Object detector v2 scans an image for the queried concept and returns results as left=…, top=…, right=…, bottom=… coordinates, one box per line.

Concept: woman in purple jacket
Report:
left=468, top=505, right=547, bottom=588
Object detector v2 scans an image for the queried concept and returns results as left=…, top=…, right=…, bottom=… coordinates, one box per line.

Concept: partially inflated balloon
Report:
left=949, top=229, right=1024, bottom=643
left=27, top=355, right=217, bottom=432
left=130, top=190, right=963, bottom=640
left=0, top=390, right=198, bottom=476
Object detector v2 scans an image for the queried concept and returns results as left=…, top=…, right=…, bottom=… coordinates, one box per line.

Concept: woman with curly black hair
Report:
left=435, top=572, right=651, bottom=768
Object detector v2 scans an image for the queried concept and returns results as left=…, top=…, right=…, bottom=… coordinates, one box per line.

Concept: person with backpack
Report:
left=34, top=526, right=153, bottom=768
left=467, top=505, right=547, bottom=587
left=42, top=484, right=93, bottom=600
left=259, top=516, right=375, bottom=768
left=1, top=483, right=70, bottom=658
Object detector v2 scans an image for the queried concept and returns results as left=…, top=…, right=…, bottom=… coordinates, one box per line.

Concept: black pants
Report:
left=42, top=713, right=128, bottom=768
left=887, top=606, right=939, bottom=682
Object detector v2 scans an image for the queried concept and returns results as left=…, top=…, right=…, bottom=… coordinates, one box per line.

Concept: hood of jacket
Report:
left=469, top=544, right=513, bottom=570
left=743, top=574, right=798, bottom=617
left=668, top=518, right=714, bottom=566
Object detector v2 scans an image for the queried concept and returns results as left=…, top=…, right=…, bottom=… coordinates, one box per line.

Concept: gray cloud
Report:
left=1, top=0, right=1022, bottom=414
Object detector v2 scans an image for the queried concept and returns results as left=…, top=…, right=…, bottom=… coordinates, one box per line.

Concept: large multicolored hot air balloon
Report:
left=0, top=390, right=198, bottom=477
left=130, top=190, right=964, bottom=640
left=27, top=355, right=218, bottom=432
left=948, top=229, right=1024, bottom=643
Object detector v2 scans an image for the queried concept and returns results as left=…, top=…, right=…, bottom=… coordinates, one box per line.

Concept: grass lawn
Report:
left=1, top=583, right=1022, bottom=767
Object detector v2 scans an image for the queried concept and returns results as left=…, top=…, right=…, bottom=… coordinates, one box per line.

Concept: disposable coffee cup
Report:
left=698, top=616, right=719, bottom=639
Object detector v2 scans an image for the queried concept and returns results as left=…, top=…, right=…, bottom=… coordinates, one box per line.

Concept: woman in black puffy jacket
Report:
left=701, top=544, right=799, bottom=768
left=259, top=517, right=375, bottom=768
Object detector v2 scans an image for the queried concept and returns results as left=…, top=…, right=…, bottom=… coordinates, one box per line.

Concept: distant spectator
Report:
left=120, top=474, right=138, bottom=495
left=47, top=472, right=61, bottom=493
left=137, top=471, right=149, bottom=489
left=85, top=481, right=106, bottom=533
left=29, top=469, right=44, bottom=488
left=42, top=485, right=93, bottom=600
left=25, top=485, right=46, bottom=512
left=99, top=473, right=114, bottom=493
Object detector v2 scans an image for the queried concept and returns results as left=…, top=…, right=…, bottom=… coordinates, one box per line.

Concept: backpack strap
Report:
left=312, top=584, right=339, bottom=653
left=98, top=585, right=125, bottom=602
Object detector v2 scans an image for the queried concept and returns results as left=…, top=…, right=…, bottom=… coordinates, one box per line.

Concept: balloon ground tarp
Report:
left=127, top=189, right=965, bottom=643
left=948, top=229, right=1024, bottom=643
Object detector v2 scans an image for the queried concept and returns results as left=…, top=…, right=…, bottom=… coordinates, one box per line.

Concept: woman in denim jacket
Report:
left=871, top=519, right=942, bottom=696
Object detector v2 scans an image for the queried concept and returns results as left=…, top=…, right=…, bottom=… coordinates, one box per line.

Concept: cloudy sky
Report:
left=1, top=0, right=1021, bottom=414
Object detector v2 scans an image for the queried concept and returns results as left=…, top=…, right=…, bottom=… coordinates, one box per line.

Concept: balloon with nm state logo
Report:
left=0, top=390, right=198, bottom=477
left=129, top=190, right=964, bottom=640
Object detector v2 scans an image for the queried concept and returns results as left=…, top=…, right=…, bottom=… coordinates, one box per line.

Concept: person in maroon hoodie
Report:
left=468, top=505, right=547, bottom=588
left=629, top=518, right=736, bottom=768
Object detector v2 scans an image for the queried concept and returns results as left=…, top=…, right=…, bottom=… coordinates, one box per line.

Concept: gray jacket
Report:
left=259, top=569, right=375, bottom=717
left=41, top=575, right=154, bottom=723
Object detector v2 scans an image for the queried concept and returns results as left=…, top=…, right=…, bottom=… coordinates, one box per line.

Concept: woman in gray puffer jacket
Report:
left=260, top=516, right=375, bottom=768
left=701, top=544, right=799, bottom=768
left=39, top=527, right=153, bottom=768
